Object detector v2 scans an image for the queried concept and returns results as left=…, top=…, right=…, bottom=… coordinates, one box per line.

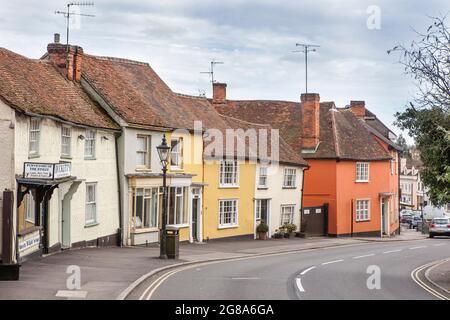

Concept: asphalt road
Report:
left=144, top=238, right=450, bottom=300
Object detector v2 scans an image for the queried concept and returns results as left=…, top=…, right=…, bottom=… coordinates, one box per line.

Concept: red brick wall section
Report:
left=46, top=43, right=83, bottom=82
left=350, top=101, right=365, bottom=118
left=300, top=93, right=320, bottom=149
left=213, top=83, right=227, bottom=103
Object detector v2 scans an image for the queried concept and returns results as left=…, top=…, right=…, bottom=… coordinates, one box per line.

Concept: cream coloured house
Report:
left=0, top=46, right=120, bottom=279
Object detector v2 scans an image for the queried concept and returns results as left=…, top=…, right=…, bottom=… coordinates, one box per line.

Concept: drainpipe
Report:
left=115, top=132, right=123, bottom=246
left=350, top=199, right=354, bottom=237
left=299, top=165, right=309, bottom=233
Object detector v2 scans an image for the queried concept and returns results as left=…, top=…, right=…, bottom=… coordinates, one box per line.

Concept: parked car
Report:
left=411, top=213, right=423, bottom=229
left=401, top=213, right=413, bottom=227
left=429, top=217, right=450, bottom=238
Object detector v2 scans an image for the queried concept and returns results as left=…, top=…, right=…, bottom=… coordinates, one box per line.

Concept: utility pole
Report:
left=200, top=60, right=224, bottom=83
left=293, top=43, right=320, bottom=93
left=55, top=2, right=95, bottom=69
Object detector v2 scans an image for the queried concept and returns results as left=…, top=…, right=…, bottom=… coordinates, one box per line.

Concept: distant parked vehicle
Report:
left=401, top=213, right=413, bottom=227
left=429, top=217, right=450, bottom=238
left=411, top=213, right=423, bottom=229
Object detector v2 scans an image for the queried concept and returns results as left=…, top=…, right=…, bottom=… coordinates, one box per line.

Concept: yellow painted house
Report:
left=55, top=39, right=307, bottom=244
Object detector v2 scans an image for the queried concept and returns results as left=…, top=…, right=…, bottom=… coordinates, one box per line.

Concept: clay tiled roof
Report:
left=176, top=95, right=307, bottom=166
left=214, top=99, right=391, bottom=161
left=83, top=55, right=210, bottom=130
left=0, top=48, right=118, bottom=130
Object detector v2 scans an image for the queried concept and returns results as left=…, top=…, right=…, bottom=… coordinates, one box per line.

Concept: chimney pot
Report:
left=54, top=33, right=60, bottom=44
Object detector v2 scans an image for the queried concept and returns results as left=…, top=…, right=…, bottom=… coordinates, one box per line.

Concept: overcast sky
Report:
left=1, top=1, right=449, bottom=143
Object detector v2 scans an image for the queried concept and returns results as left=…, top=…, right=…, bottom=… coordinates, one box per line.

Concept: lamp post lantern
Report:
left=157, top=134, right=171, bottom=259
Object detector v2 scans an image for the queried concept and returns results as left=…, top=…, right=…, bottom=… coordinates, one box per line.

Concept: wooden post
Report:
left=2, top=190, right=14, bottom=264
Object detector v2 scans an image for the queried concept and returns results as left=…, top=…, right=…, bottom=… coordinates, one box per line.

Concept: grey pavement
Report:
left=0, top=231, right=430, bottom=300
left=426, top=258, right=450, bottom=292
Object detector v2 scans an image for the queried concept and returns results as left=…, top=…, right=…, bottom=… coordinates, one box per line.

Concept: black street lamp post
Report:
left=157, top=134, right=171, bottom=259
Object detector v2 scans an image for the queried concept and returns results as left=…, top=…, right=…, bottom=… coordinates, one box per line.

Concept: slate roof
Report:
left=214, top=99, right=392, bottom=161
left=0, top=48, right=118, bottom=130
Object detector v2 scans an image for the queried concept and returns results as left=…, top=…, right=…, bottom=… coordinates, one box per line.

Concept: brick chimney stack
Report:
left=349, top=101, right=366, bottom=119
left=212, top=83, right=227, bottom=104
left=46, top=33, right=83, bottom=82
left=301, top=93, right=320, bottom=150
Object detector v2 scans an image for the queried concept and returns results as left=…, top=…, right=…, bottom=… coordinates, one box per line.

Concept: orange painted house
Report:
left=214, top=85, right=401, bottom=237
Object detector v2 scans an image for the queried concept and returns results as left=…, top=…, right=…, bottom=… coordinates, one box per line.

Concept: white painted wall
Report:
left=0, top=100, right=16, bottom=259
left=14, top=114, right=119, bottom=248
left=254, top=164, right=304, bottom=236
left=119, top=127, right=166, bottom=245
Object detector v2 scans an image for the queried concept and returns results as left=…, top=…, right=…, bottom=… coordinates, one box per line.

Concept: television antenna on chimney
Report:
left=55, top=2, right=95, bottom=68
left=293, top=43, right=320, bottom=93
left=200, top=60, right=224, bottom=83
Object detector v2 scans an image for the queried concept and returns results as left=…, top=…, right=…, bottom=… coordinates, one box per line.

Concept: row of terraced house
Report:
left=0, top=35, right=401, bottom=279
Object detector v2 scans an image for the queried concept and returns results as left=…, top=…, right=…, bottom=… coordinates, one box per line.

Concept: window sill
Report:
left=168, top=224, right=189, bottom=228
left=84, top=222, right=99, bottom=228
left=28, top=154, right=40, bottom=159
left=84, top=157, right=97, bottom=161
left=355, top=180, right=369, bottom=183
left=257, top=186, right=268, bottom=190
left=170, top=168, right=184, bottom=172
left=218, top=225, right=239, bottom=230
left=135, top=168, right=152, bottom=172
left=60, top=155, right=72, bottom=160
left=132, top=227, right=159, bottom=234
left=219, top=185, right=240, bottom=189
left=355, top=219, right=371, bottom=223
left=282, top=186, right=297, bottom=189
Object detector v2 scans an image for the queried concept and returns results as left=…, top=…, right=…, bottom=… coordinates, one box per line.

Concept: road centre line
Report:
left=300, top=266, right=316, bottom=275
left=353, top=253, right=375, bottom=259
left=321, top=259, right=344, bottom=265
left=409, top=246, right=427, bottom=250
left=383, top=249, right=402, bottom=254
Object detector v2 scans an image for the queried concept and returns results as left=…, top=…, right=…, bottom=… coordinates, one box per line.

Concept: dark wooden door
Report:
left=302, top=204, right=328, bottom=236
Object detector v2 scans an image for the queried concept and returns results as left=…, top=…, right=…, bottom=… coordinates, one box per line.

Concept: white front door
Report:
left=255, top=199, right=271, bottom=238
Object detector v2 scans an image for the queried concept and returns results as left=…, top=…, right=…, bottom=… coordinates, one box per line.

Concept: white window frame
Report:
left=255, top=199, right=270, bottom=221
left=136, top=135, right=151, bottom=170
left=283, top=168, right=297, bottom=188
left=85, top=183, right=97, bottom=225
left=29, top=118, right=41, bottom=156
left=167, top=186, right=188, bottom=226
left=218, top=199, right=238, bottom=228
left=356, top=162, right=370, bottom=182
left=61, top=125, right=72, bottom=157
left=280, top=204, right=295, bottom=226
left=84, top=129, right=96, bottom=159
left=132, top=187, right=159, bottom=230
left=219, top=160, right=239, bottom=187
left=356, top=199, right=370, bottom=222
left=258, top=167, right=268, bottom=188
left=170, top=137, right=183, bottom=169
left=24, top=190, right=35, bottom=224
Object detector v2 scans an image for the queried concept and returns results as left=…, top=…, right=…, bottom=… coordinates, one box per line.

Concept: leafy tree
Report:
left=395, top=134, right=409, bottom=157
left=388, top=16, right=450, bottom=206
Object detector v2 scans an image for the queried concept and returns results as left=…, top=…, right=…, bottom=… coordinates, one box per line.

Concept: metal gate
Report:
left=301, top=203, right=328, bottom=236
